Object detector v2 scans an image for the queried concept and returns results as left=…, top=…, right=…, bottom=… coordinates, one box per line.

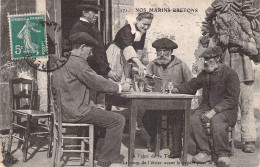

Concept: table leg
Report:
left=128, top=103, right=137, bottom=167
left=182, top=101, right=191, bottom=166
left=155, top=115, right=161, bottom=157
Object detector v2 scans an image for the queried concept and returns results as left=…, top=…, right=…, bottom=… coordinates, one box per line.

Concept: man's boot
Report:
left=192, top=153, right=211, bottom=163
left=216, top=157, right=230, bottom=167
left=243, top=141, right=255, bottom=153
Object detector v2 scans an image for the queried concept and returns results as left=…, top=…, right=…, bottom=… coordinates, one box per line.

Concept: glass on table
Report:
left=125, top=78, right=134, bottom=92
left=147, top=79, right=155, bottom=92
left=137, top=79, right=146, bottom=93
left=161, top=79, right=168, bottom=93
left=168, top=82, right=174, bottom=94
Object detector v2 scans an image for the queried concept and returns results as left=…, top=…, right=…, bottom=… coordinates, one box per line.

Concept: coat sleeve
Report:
left=176, top=72, right=204, bottom=94
left=181, top=61, right=194, bottom=82
left=68, top=57, right=119, bottom=93
left=213, top=70, right=240, bottom=113
left=118, top=25, right=138, bottom=61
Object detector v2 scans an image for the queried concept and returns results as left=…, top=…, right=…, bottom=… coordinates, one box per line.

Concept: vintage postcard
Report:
left=0, top=0, right=259, bottom=167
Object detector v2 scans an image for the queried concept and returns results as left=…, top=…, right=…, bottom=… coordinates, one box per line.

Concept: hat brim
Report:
left=76, top=4, right=104, bottom=12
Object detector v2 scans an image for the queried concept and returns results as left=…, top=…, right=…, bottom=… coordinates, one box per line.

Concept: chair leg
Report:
left=16, top=116, right=23, bottom=149
left=51, top=126, right=58, bottom=167
left=7, top=112, right=15, bottom=154
left=80, top=129, right=86, bottom=166
left=89, top=125, right=94, bottom=167
left=56, top=127, right=63, bottom=167
left=47, top=116, right=54, bottom=158
left=231, top=128, right=235, bottom=156
left=23, top=115, right=31, bottom=162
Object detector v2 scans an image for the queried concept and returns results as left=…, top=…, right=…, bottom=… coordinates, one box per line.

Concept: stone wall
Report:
left=111, top=0, right=134, bottom=38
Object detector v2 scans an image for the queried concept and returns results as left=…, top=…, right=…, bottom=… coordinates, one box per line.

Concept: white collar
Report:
left=129, top=23, right=144, bottom=42
left=80, top=17, right=89, bottom=23
left=130, top=23, right=137, bottom=34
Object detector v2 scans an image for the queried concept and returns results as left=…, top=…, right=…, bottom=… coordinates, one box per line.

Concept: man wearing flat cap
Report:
left=52, top=32, right=131, bottom=167
left=171, top=46, right=240, bottom=167
left=70, top=0, right=120, bottom=81
left=141, top=38, right=194, bottom=158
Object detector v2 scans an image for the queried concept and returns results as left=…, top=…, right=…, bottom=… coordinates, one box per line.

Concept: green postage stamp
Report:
left=8, top=13, right=47, bottom=60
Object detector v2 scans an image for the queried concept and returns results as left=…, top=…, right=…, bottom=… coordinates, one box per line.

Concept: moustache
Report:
left=157, top=57, right=169, bottom=61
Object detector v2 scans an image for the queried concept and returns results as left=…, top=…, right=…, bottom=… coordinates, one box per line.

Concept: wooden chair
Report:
left=204, top=123, right=235, bottom=157
left=7, top=78, right=53, bottom=162
left=51, top=86, right=94, bottom=167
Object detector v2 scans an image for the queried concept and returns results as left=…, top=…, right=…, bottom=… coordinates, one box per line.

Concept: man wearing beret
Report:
left=52, top=32, right=131, bottom=167
left=172, top=46, right=240, bottom=167
left=70, top=0, right=120, bottom=81
left=141, top=38, right=194, bottom=158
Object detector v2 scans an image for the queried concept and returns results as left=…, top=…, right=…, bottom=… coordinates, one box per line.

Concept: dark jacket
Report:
left=70, top=19, right=111, bottom=76
left=176, top=64, right=240, bottom=127
left=147, top=56, right=194, bottom=92
left=52, top=54, right=119, bottom=123
left=113, top=24, right=146, bottom=51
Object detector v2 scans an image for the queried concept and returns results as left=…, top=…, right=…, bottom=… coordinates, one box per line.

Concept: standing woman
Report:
left=107, top=12, right=153, bottom=83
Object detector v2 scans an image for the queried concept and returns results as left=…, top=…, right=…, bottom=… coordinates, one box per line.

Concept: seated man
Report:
left=141, top=38, right=194, bottom=158
left=172, top=46, right=240, bottom=167
left=52, top=32, right=131, bottom=167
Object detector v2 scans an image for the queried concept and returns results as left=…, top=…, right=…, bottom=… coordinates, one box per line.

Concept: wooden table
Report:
left=105, top=92, right=196, bottom=166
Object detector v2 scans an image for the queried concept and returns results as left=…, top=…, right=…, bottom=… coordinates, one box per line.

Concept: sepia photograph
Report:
left=0, top=0, right=260, bottom=167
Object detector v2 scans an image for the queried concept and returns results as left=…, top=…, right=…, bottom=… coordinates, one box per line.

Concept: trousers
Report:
left=77, top=106, right=125, bottom=163
left=190, top=109, right=230, bottom=157
left=239, top=82, right=256, bottom=142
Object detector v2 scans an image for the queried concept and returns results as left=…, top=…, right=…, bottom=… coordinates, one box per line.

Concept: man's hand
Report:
left=171, top=88, right=179, bottom=94
left=121, top=82, right=131, bottom=92
left=138, top=64, right=147, bottom=76
left=201, top=109, right=217, bottom=123
left=108, top=70, right=121, bottom=82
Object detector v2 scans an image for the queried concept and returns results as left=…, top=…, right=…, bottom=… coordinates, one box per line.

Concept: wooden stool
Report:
left=7, top=78, right=53, bottom=162
left=51, top=87, right=94, bottom=167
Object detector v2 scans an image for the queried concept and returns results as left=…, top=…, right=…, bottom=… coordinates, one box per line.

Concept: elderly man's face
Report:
left=156, top=49, right=172, bottom=64
left=136, top=18, right=152, bottom=33
left=203, top=57, right=219, bottom=72
left=83, top=10, right=98, bottom=24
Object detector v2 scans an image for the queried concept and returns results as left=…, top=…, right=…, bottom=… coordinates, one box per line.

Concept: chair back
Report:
left=50, top=86, right=63, bottom=128
left=9, top=78, right=36, bottom=110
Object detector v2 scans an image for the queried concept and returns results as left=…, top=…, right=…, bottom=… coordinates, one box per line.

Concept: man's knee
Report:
left=190, top=114, right=201, bottom=126
left=210, top=113, right=226, bottom=125
left=210, top=113, right=228, bottom=131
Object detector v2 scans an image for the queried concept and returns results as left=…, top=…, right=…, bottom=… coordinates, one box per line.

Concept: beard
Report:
left=156, top=57, right=171, bottom=64
left=204, top=63, right=217, bottom=72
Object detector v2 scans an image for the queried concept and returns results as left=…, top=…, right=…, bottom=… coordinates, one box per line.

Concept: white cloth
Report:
left=106, top=44, right=126, bottom=83
left=123, top=45, right=138, bottom=62
left=80, top=17, right=89, bottom=23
